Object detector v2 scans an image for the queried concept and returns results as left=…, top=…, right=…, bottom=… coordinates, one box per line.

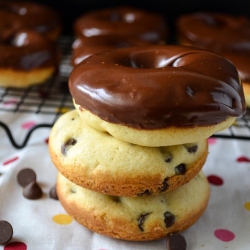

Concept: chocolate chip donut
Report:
left=56, top=171, right=210, bottom=241
left=177, top=12, right=250, bottom=107
left=74, top=6, right=167, bottom=43
left=0, top=29, right=59, bottom=88
left=69, top=45, right=245, bottom=147
left=49, top=110, right=208, bottom=196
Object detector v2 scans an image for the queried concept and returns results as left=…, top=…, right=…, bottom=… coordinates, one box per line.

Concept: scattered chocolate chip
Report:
left=17, top=168, right=36, bottom=187
left=0, top=220, right=13, bottom=245
left=49, top=185, right=58, bottom=200
left=164, top=211, right=175, bottom=228
left=23, top=181, right=43, bottom=200
left=159, top=178, right=169, bottom=192
left=61, top=138, right=77, bottom=155
left=167, top=233, right=187, bottom=250
left=165, top=155, right=173, bottom=163
left=186, top=145, right=198, bottom=153
left=137, top=212, right=151, bottom=231
left=137, top=189, right=152, bottom=196
left=174, top=164, right=186, bottom=175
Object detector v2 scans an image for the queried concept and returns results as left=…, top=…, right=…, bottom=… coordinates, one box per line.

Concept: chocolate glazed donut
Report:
left=177, top=12, right=250, bottom=106
left=72, top=35, right=156, bottom=66
left=0, top=29, right=59, bottom=88
left=0, top=1, right=61, bottom=40
left=69, top=45, right=246, bottom=130
left=74, top=6, right=167, bottom=43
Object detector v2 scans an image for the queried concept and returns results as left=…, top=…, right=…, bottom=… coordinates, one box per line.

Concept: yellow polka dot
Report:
left=244, top=202, right=250, bottom=211
left=53, top=214, right=73, bottom=225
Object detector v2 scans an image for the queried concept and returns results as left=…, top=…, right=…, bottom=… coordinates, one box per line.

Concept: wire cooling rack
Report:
left=0, top=36, right=249, bottom=149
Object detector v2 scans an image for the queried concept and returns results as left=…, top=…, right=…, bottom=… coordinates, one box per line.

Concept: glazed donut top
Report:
left=0, top=1, right=61, bottom=40
left=0, top=29, right=59, bottom=70
left=74, top=6, right=167, bottom=43
left=69, top=45, right=246, bottom=129
left=72, top=35, right=155, bottom=66
left=177, top=12, right=250, bottom=82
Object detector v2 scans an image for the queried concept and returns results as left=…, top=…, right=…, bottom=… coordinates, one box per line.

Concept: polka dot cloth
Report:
left=0, top=115, right=250, bottom=249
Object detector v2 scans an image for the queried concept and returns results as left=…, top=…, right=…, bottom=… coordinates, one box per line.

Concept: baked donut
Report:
left=0, top=1, right=61, bottom=40
left=74, top=6, right=167, bottom=43
left=72, top=35, right=155, bottom=66
left=177, top=12, right=250, bottom=106
left=0, top=29, right=59, bottom=88
left=49, top=110, right=208, bottom=196
left=57, top=171, right=210, bottom=241
left=69, top=45, right=246, bottom=147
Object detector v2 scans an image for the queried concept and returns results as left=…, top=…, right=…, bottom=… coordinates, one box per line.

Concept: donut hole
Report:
left=129, top=51, right=172, bottom=68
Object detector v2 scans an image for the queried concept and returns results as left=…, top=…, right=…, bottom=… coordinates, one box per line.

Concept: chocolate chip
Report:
left=164, top=211, right=175, bottom=228
left=174, top=164, right=186, bottom=175
left=61, top=138, right=77, bottom=155
left=137, top=212, right=151, bottom=231
left=159, top=178, right=169, bottom=192
left=0, top=220, right=13, bottom=245
left=165, top=155, right=173, bottom=163
left=49, top=185, right=58, bottom=200
left=167, top=233, right=187, bottom=250
left=17, top=168, right=36, bottom=187
left=137, top=189, right=152, bottom=196
left=186, top=145, right=198, bottom=153
left=23, top=181, right=43, bottom=200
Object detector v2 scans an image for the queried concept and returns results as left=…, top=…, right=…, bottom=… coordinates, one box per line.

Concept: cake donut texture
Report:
left=72, top=35, right=155, bottom=66
left=57, top=171, right=210, bottom=241
left=69, top=45, right=245, bottom=147
left=0, top=1, right=61, bottom=40
left=49, top=110, right=208, bottom=196
left=74, top=6, right=167, bottom=43
left=0, top=30, right=59, bottom=88
left=177, top=12, right=250, bottom=106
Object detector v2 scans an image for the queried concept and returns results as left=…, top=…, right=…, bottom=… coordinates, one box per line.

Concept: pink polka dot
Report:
left=214, top=229, right=235, bottom=242
left=3, top=99, right=18, bottom=106
left=4, top=242, right=27, bottom=250
left=3, top=156, right=19, bottom=166
left=207, top=175, right=224, bottom=186
left=21, top=121, right=36, bottom=130
left=237, top=156, right=250, bottom=163
left=208, top=138, right=217, bottom=145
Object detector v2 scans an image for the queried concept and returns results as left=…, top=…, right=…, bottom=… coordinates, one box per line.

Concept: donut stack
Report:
left=49, top=45, right=246, bottom=241
left=71, top=6, right=168, bottom=66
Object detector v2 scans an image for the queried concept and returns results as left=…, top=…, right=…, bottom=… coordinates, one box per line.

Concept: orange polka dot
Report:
left=244, top=202, right=250, bottom=211
left=52, top=214, right=73, bottom=225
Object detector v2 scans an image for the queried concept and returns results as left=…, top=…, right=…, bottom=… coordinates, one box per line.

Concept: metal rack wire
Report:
left=0, top=36, right=249, bottom=149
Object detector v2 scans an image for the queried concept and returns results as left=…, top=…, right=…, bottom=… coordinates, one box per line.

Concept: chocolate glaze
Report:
left=0, top=1, right=61, bottom=38
left=74, top=6, right=167, bottom=43
left=177, top=12, right=250, bottom=82
left=72, top=35, right=156, bottom=66
left=0, top=29, right=59, bottom=70
left=69, top=45, right=246, bottom=129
